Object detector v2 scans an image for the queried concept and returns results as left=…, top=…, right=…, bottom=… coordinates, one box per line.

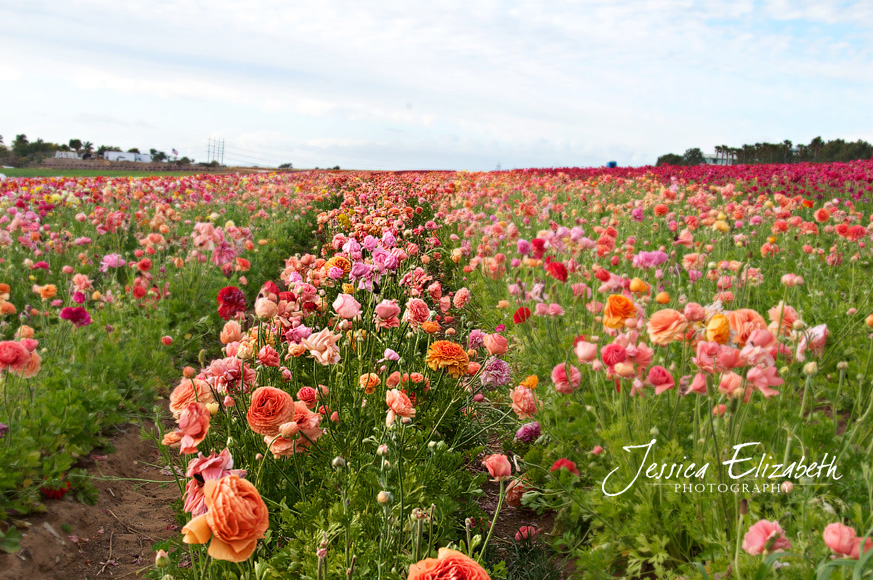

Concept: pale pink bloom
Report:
left=796, top=324, right=828, bottom=362
left=551, top=363, right=581, bottom=394
left=823, top=523, right=859, bottom=558
left=332, top=293, right=362, bottom=319
left=689, top=373, right=708, bottom=395
left=683, top=302, right=706, bottom=323
left=746, top=366, right=783, bottom=398
left=717, top=371, right=744, bottom=397
left=548, top=303, right=565, bottom=316
left=575, top=341, right=597, bottom=363
left=301, top=328, right=343, bottom=365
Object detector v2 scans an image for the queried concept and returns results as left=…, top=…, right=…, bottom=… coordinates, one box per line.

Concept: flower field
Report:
left=2, top=161, right=873, bottom=579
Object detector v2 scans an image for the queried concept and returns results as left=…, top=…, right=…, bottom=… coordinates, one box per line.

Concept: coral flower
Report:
left=385, top=388, right=416, bottom=426
left=551, top=363, right=581, bottom=394
left=646, top=309, right=688, bottom=346
left=162, top=402, right=211, bottom=454
left=603, top=294, right=637, bottom=329
left=407, top=548, right=490, bottom=580
left=550, top=458, right=580, bottom=476
left=726, top=309, right=767, bottom=348
left=246, top=386, right=295, bottom=436
left=742, top=520, right=791, bottom=555
left=184, top=449, right=246, bottom=516
left=170, top=378, right=216, bottom=419
left=426, top=340, right=470, bottom=378
left=0, top=341, right=31, bottom=371
left=510, top=385, right=540, bottom=419
left=181, top=475, right=269, bottom=562
left=482, top=454, right=512, bottom=481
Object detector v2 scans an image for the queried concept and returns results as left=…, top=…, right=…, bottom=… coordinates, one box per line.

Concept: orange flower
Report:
left=510, top=385, right=540, bottom=419
left=520, top=375, right=539, bottom=389
left=602, top=294, right=637, bottom=329
left=421, top=320, right=440, bottom=334
left=170, top=378, right=216, bottom=419
left=726, top=309, right=767, bottom=348
left=408, top=547, right=490, bottom=580
left=246, top=386, right=295, bottom=436
left=359, top=372, right=381, bottom=394
left=386, top=388, right=416, bottom=426
left=32, top=284, right=57, bottom=300
left=426, top=340, right=470, bottom=378
left=706, top=314, right=731, bottom=344
left=646, top=309, right=688, bottom=346
left=181, top=475, right=269, bottom=562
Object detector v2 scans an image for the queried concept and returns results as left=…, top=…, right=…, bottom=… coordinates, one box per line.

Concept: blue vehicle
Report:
left=606, top=161, right=618, bottom=168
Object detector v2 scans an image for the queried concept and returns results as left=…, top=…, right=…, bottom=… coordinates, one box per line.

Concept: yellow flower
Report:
left=520, top=375, right=539, bottom=390
left=706, top=314, right=731, bottom=344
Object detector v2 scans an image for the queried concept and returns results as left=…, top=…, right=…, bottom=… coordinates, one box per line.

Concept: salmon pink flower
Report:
left=550, top=458, right=580, bottom=476
left=742, top=520, right=791, bottom=555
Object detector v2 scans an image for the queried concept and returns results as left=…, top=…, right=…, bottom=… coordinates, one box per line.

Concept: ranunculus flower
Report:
left=333, top=293, right=362, bottom=319
left=742, top=520, right=791, bottom=556
left=408, top=548, right=490, bottom=580
left=482, top=454, right=512, bottom=481
left=246, top=386, right=295, bottom=436
left=602, top=294, right=637, bottom=329
left=217, top=286, right=246, bottom=320
left=162, top=402, right=211, bottom=454
left=220, top=320, right=243, bottom=344
left=257, top=344, right=280, bottom=367
left=483, top=333, right=508, bottom=356
left=600, top=343, right=627, bottom=368
left=646, top=366, right=675, bottom=395
left=402, top=298, right=430, bottom=329
left=823, top=523, right=859, bottom=558
left=575, top=340, right=598, bottom=363
left=550, top=458, right=580, bottom=476
left=386, top=388, right=416, bottom=426
left=646, top=309, right=688, bottom=346
left=0, top=340, right=31, bottom=371
left=181, top=475, right=268, bottom=562
left=513, top=307, right=531, bottom=324
left=426, top=340, right=470, bottom=378
left=59, top=306, right=92, bottom=327
left=170, top=378, right=216, bottom=420
left=551, top=363, right=581, bottom=394
left=301, top=327, right=343, bottom=365
left=183, top=449, right=246, bottom=516
left=253, top=297, right=278, bottom=319
left=510, top=385, right=540, bottom=419
left=706, top=313, right=731, bottom=344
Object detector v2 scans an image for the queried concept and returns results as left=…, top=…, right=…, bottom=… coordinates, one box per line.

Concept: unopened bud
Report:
left=377, top=444, right=389, bottom=456
left=739, top=499, right=748, bottom=515
left=780, top=481, right=794, bottom=493
left=803, top=362, right=818, bottom=376
left=377, top=491, right=393, bottom=505
left=837, top=361, right=848, bottom=371
left=155, top=549, right=170, bottom=569
left=332, top=456, right=346, bottom=468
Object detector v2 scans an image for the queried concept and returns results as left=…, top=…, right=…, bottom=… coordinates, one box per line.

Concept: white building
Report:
left=104, top=151, right=152, bottom=162
left=54, top=151, right=80, bottom=159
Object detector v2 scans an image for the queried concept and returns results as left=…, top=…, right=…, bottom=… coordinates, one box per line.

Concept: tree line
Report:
left=0, top=134, right=191, bottom=166
left=656, top=137, right=873, bottom=166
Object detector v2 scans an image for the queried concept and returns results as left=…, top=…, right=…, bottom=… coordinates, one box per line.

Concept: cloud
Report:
left=1, top=0, right=872, bottom=168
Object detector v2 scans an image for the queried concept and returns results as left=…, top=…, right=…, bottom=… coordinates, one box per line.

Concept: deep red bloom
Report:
left=546, top=261, right=568, bottom=283
left=513, top=307, right=532, bottom=324
left=550, top=458, right=580, bottom=476
left=530, top=238, right=546, bottom=258
left=217, top=286, right=247, bottom=320
left=595, top=269, right=612, bottom=282
left=59, top=306, right=92, bottom=327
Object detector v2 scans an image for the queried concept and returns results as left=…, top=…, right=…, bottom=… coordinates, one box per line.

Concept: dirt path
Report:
left=3, top=421, right=179, bottom=580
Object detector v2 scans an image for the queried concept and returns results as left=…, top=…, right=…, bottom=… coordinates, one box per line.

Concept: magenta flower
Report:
left=59, top=306, right=92, bottom=327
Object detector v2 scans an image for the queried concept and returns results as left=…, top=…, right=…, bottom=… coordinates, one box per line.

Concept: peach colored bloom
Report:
left=483, top=333, right=508, bottom=356
left=482, top=454, right=512, bottom=481
left=162, top=402, right=210, bottom=455
left=266, top=401, right=323, bottom=456
left=386, top=388, right=416, bottom=426
left=407, top=548, right=490, bottom=580
left=254, top=298, right=278, bottom=319
left=767, top=301, right=797, bottom=337
left=646, top=309, right=688, bottom=346
left=359, top=373, right=381, bottom=394
left=170, top=378, right=216, bottom=420
left=181, top=475, right=268, bottom=562
left=402, top=298, right=430, bottom=329
left=220, top=320, right=243, bottom=344
left=12, top=352, right=41, bottom=378
left=184, top=449, right=246, bottom=516
left=726, top=309, right=767, bottom=348
left=602, top=294, right=637, bottom=329
left=510, top=385, right=540, bottom=419
left=453, top=287, right=471, bottom=309
left=301, top=327, right=343, bottom=365
left=246, top=386, right=295, bottom=436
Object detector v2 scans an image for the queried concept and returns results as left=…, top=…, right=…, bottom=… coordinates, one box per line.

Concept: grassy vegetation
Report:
left=0, top=168, right=217, bottom=178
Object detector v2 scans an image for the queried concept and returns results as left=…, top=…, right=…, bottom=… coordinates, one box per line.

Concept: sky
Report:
left=2, top=0, right=872, bottom=170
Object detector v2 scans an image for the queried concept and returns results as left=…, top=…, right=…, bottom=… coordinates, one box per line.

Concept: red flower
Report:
left=546, top=261, right=568, bottom=283
left=530, top=238, right=546, bottom=258
left=550, top=458, right=580, bottom=476
left=513, top=307, right=532, bottom=324
left=594, top=268, right=612, bottom=282
left=217, top=286, right=247, bottom=320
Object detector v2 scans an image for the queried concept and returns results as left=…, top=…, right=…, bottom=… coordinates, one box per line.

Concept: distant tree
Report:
left=82, top=141, right=94, bottom=154
left=97, top=145, right=122, bottom=155
left=279, top=163, right=293, bottom=169
left=809, top=136, right=824, bottom=162
left=127, top=148, right=140, bottom=154
left=176, top=156, right=193, bottom=165
left=12, top=134, right=29, bottom=157
left=149, top=148, right=168, bottom=162
left=656, top=153, right=684, bottom=166
left=682, top=148, right=705, bottom=166
left=69, top=139, right=82, bottom=152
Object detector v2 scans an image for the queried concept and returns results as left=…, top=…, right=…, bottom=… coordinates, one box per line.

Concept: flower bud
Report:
left=279, top=421, right=299, bottom=439
left=377, top=491, right=393, bottom=505
left=377, top=444, right=389, bottom=456
left=803, top=362, right=818, bottom=376
left=837, top=361, right=848, bottom=371
left=780, top=481, right=794, bottom=493
left=332, top=456, right=346, bottom=469
left=739, top=499, right=748, bottom=515
left=205, top=402, right=220, bottom=415
left=155, top=549, right=170, bottom=569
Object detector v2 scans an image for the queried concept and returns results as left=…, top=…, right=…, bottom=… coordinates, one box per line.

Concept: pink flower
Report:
left=510, top=385, right=540, bottom=419
left=385, top=388, right=416, bottom=426
left=592, top=446, right=604, bottom=455
left=452, top=287, right=471, bottom=309
left=601, top=343, right=627, bottom=368
left=551, top=363, right=581, bottom=394
left=823, top=523, right=859, bottom=558
left=300, top=328, right=343, bottom=366
left=183, top=449, right=246, bottom=516
left=742, top=520, right=791, bottom=556
left=548, top=303, right=565, bottom=316
left=162, top=402, right=211, bottom=455
left=482, top=454, right=512, bottom=481
left=483, top=333, right=508, bottom=356
left=646, top=366, right=675, bottom=395
left=575, top=341, right=598, bottom=363
left=332, top=293, right=362, bottom=319
left=746, top=366, right=783, bottom=398
left=258, top=345, right=280, bottom=367
left=683, top=302, right=706, bottom=323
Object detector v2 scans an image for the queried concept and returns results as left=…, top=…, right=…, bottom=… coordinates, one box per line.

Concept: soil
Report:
left=2, top=420, right=179, bottom=580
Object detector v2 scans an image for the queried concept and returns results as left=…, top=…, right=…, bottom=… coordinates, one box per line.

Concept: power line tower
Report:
left=206, top=137, right=225, bottom=165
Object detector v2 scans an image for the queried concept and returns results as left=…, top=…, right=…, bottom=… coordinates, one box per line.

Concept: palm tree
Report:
left=82, top=141, right=94, bottom=154
left=809, top=137, right=824, bottom=162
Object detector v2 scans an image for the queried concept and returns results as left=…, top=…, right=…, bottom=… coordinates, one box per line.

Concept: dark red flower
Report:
left=217, top=286, right=247, bottom=320
left=595, top=268, right=612, bottom=282
left=550, top=458, right=580, bottom=476
left=513, top=307, right=531, bottom=324
left=530, top=238, right=546, bottom=258
left=59, top=307, right=92, bottom=327
left=546, top=261, right=568, bottom=283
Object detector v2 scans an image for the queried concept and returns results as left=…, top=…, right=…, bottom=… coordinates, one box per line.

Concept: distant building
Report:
left=54, top=151, right=80, bottom=159
left=104, top=151, right=152, bottom=162
left=703, top=152, right=734, bottom=166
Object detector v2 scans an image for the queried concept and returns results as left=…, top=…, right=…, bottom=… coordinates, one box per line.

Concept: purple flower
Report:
left=515, top=422, right=541, bottom=443
left=467, top=329, right=486, bottom=349
left=59, top=306, right=92, bottom=327
left=480, top=357, right=511, bottom=389
left=383, top=348, right=400, bottom=362
left=0, top=423, right=8, bottom=438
